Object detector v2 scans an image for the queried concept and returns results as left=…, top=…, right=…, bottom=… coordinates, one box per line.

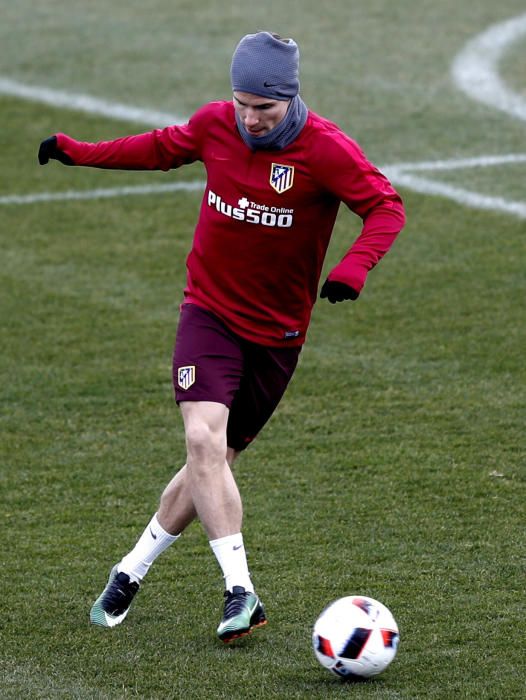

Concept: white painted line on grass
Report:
left=384, top=153, right=526, bottom=220
left=386, top=153, right=526, bottom=173
left=0, top=181, right=205, bottom=205
left=3, top=10, right=526, bottom=221
left=386, top=172, right=526, bottom=219
left=0, top=76, right=184, bottom=127
left=5, top=153, right=526, bottom=221
left=452, top=12, right=526, bottom=122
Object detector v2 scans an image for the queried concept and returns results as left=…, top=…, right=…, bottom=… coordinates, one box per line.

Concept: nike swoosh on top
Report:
left=150, top=528, right=157, bottom=540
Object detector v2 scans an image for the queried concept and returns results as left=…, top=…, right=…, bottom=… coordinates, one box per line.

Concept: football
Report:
left=312, top=595, right=400, bottom=679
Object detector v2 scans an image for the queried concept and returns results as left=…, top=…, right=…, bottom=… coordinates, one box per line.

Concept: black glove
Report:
left=320, top=279, right=360, bottom=303
left=38, top=136, right=74, bottom=165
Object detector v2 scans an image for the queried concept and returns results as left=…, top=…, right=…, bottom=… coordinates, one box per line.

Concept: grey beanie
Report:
left=230, top=31, right=300, bottom=100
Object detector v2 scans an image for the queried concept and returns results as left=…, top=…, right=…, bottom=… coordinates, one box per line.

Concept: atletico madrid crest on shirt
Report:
left=270, top=163, right=294, bottom=194
left=178, top=365, right=195, bottom=390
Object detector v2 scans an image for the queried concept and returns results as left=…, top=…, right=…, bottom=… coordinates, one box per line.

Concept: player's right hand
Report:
left=38, top=136, right=74, bottom=165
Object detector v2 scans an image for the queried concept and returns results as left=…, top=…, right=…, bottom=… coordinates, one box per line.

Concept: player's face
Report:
left=233, top=92, right=290, bottom=137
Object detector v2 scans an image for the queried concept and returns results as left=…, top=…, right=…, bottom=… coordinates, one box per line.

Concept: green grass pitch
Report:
left=1, top=2, right=525, bottom=698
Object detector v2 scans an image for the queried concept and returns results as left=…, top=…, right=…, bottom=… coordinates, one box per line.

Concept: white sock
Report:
left=118, top=513, right=180, bottom=583
left=209, top=533, right=254, bottom=593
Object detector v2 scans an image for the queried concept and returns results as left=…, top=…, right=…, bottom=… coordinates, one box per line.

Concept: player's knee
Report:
left=185, top=420, right=226, bottom=463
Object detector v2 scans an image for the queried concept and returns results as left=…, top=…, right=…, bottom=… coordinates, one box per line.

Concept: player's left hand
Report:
left=320, top=279, right=360, bottom=303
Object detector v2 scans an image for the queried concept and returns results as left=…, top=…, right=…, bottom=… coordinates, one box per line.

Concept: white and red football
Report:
left=312, top=595, right=400, bottom=678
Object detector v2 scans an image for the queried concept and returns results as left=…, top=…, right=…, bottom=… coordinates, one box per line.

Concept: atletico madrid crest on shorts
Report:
left=270, top=163, right=294, bottom=193
left=178, top=365, right=195, bottom=390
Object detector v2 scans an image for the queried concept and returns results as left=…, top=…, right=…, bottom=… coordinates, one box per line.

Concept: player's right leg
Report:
left=90, top=466, right=196, bottom=628
left=90, top=565, right=140, bottom=628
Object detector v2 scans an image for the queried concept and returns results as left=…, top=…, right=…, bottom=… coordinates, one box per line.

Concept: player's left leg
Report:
left=181, top=400, right=240, bottom=538
left=214, top=341, right=301, bottom=641
left=179, top=400, right=257, bottom=592
left=178, top=399, right=266, bottom=642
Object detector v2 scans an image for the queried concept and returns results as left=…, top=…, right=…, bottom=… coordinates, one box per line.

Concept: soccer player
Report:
left=38, top=31, right=405, bottom=642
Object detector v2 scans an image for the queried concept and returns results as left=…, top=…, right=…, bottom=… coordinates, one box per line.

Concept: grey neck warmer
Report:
left=231, top=31, right=308, bottom=150
left=235, top=95, right=308, bottom=151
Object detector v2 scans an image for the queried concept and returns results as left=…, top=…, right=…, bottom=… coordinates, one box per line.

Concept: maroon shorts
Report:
left=172, top=304, right=301, bottom=451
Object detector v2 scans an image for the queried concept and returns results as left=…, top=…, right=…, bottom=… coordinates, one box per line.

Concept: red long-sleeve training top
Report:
left=56, top=100, right=405, bottom=346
